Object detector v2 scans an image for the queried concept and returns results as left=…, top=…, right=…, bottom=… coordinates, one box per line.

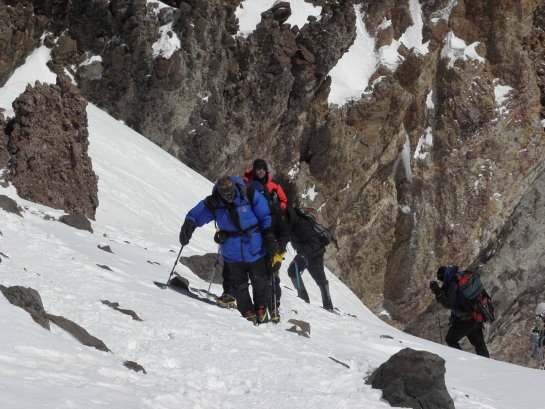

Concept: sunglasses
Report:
left=219, top=188, right=236, bottom=202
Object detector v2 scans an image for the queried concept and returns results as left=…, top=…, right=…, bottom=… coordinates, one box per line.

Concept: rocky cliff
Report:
left=1, top=0, right=545, bottom=366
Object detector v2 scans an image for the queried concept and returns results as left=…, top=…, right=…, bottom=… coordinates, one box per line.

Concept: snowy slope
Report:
left=1, top=44, right=545, bottom=409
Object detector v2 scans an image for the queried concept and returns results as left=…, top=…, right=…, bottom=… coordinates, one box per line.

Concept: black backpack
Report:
left=295, top=207, right=335, bottom=247
left=455, top=270, right=495, bottom=323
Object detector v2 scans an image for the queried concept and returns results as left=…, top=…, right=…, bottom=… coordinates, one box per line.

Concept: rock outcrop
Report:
left=0, top=1, right=47, bottom=86
left=5, top=75, right=99, bottom=219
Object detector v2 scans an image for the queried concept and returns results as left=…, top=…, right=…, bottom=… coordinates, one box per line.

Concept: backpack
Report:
left=295, top=207, right=334, bottom=247
left=455, top=270, right=495, bottom=323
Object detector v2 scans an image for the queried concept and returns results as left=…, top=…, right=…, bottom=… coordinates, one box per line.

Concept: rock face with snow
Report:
left=3, top=0, right=545, bottom=366
left=5, top=75, right=99, bottom=219
left=0, top=1, right=47, bottom=86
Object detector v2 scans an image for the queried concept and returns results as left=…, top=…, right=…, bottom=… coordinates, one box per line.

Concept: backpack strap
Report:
left=209, top=183, right=257, bottom=233
left=204, top=194, right=219, bottom=229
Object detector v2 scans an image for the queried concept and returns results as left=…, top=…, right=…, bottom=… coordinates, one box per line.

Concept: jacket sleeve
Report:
left=275, top=183, right=288, bottom=210
left=185, top=199, right=214, bottom=228
left=251, top=190, right=272, bottom=230
left=435, top=283, right=451, bottom=309
left=275, top=210, right=290, bottom=252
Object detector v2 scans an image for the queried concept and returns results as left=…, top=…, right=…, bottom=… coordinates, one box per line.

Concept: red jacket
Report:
left=244, top=168, right=288, bottom=210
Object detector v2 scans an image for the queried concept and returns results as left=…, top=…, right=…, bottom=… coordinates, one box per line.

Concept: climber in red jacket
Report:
left=243, top=159, right=288, bottom=210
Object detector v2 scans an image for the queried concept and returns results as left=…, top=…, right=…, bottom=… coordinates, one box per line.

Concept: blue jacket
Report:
left=185, top=176, right=272, bottom=263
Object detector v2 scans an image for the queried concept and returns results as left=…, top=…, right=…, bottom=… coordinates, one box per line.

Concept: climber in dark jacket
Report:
left=286, top=206, right=333, bottom=311
left=248, top=180, right=289, bottom=316
left=179, top=176, right=277, bottom=323
left=430, top=266, right=489, bottom=357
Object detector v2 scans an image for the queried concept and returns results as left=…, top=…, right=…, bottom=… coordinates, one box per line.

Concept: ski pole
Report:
left=271, top=272, right=278, bottom=319
left=207, top=247, right=222, bottom=294
left=295, top=261, right=301, bottom=290
left=435, top=299, right=443, bottom=344
left=166, top=245, right=184, bottom=287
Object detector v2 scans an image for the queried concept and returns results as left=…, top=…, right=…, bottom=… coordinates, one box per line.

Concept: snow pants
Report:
left=227, top=258, right=269, bottom=316
left=445, top=320, right=490, bottom=358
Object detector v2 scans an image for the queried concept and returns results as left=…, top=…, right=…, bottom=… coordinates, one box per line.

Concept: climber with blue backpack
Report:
left=178, top=175, right=277, bottom=324
left=429, top=266, right=493, bottom=357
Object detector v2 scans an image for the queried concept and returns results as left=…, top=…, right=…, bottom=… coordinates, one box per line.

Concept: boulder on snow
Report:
left=0, top=285, right=50, bottom=330
left=0, top=195, right=23, bottom=217
left=46, top=313, right=110, bottom=352
left=101, top=300, right=143, bottom=321
left=59, top=213, right=93, bottom=233
left=98, top=244, right=114, bottom=253
left=123, top=360, right=147, bottom=374
left=366, top=348, right=454, bottom=409
left=180, top=253, right=223, bottom=284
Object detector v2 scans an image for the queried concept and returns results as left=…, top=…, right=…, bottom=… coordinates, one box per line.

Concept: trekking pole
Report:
left=271, top=272, right=278, bottom=319
left=294, top=262, right=301, bottom=290
left=435, top=299, right=443, bottom=344
left=166, top=245, right=184, bottom=287
left=207, top=246, right=222, bottom=294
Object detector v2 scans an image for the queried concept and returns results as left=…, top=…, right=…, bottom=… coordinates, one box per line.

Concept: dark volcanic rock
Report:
left=6, top=76, right=99, bottom=219
left=0, top=195, right=22, bottom=217
left=0, top=285, right=50, bottom=330
left=367, top=348, right=454, bottom=409
left=101, top=300, right=143, bottom=321
left=59, top=214, right=93, bottom=233
left=180, top=253, right=223, bottom=284
left=0, top=2, right=47, bottom=86
left=123, top=360, right=147, bottom=374
left=47, top=313, right=111, bottom=352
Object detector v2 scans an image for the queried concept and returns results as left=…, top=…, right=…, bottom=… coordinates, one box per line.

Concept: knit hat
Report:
left=252, top=159, right=268, bottom=172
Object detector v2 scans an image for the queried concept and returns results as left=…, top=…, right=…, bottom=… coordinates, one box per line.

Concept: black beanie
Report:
left=252, top=159, right=268, bottom=172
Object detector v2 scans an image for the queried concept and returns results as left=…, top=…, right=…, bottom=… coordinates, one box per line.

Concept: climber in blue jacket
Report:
left=178, top=175, right=278, bottom=324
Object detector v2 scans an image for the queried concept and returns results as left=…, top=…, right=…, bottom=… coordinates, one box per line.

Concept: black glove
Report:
left=179, top=220, right=196, bottom=245
left=263, top=229, right=278, bottom=257
left=429, top=280, right=441, bottom=295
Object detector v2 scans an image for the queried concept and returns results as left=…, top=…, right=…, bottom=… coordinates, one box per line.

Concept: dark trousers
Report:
left=227, top=258, right=269, bottom=315
left=287, top=253, right=328, bottom=287
left=222, top=263, right=231, bottom=295
left=445, top=320, right=490, bottom=358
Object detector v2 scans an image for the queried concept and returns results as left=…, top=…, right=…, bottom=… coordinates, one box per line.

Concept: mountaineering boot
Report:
left=244, top=309, right=257, bottom=325
left=217, top=292, right=237, bottom=309
left=319, top=283, right=334, bottom=312
left=290, top=275, right=310, bottom=303
left=256, top=305, right=269, bottom=324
